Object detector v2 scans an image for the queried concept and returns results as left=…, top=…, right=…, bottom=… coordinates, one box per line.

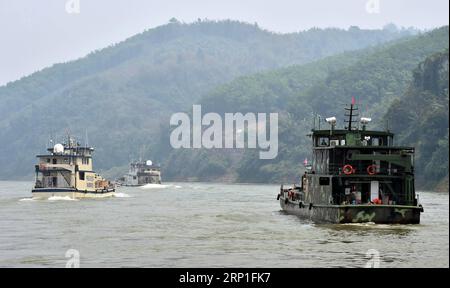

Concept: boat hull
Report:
left=32, top=188, right=115, bottom=199
left=280, top=196, right=422, bottom=224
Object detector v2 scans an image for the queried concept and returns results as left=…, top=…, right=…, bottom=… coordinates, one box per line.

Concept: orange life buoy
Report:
left=367, top=165, right=377, bottom=175
left=343, top=164, right=354, bottom=175
left=372, top=198, right=382, bottom=205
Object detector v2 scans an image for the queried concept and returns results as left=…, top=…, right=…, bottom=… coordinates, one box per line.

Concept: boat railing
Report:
left=34, top=181, right=72, bottom=189
left=333, top=191, right=416, bottom=206
left=35, top=180, right=44, bottom=188
left=323, top=164, right=412, bottom=176
left=38, top=163, right=73, bottom=172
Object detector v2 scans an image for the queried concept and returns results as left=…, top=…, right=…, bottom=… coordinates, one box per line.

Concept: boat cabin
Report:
left=34, top=138, right=111, bottom=192
left=301, top=105, right=416, bottom=207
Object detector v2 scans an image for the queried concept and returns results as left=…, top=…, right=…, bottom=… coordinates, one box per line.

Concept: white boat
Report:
left=118, top=160, right=162, bottom=186
left=32, top=136, right=115, bottom=199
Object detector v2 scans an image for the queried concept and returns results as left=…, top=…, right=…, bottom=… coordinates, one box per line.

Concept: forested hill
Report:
left=386, top=50, right=449, bottom=191
left=162, top=26, right=449, bottom=191
left=0, top=20, right=413, bottom=180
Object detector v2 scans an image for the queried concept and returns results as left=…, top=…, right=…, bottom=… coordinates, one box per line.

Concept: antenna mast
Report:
left=344, top=100, right=359, bottom=131
left=85, top=129, right=89, bottom=148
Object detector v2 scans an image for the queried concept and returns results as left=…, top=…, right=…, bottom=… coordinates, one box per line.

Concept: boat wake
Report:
left=338, top=222, right=412, bottom=229
left=339, top=222, right=378, bottom=228
left=113, top=192, right=131, bottom=198
left=20, top=196, right=78, bottom=201
left=19, top=198, right=35, bottom=202
left=139, top=184, right=181, bottom=189
left=48, top=196, right=78, bottom=201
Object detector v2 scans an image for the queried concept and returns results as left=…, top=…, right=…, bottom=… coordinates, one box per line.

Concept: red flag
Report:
left=351, top=96, right=356, bottom=105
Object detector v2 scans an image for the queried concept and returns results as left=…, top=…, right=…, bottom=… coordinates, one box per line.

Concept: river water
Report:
left=0, top=181, right=448, bottom=268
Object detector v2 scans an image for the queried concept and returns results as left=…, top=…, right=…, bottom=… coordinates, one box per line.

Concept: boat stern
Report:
left=336, top=204, right=423, bottom=224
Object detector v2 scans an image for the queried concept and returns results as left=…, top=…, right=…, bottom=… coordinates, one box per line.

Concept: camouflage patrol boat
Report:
left=277, top=102, right=424, bottom=224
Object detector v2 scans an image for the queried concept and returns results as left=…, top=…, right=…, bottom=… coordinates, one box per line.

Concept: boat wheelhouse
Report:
left=278, top=102, right=423, bottom=224
left=32, top=136, right=115, bottom=199
left=119, top=160, right=162, bottom=186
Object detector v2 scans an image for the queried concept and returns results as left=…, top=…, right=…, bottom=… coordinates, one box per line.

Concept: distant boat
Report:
left=117, top=160, right=162, bottom=186
left=32, top=136, right=115, bottom=199
left=277, top=101, right=423, bottom=224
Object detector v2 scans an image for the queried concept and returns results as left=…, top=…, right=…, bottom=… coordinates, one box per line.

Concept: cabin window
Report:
left=318, top=137, right=329, bottom=147
left=372, top=137, right=380, bottom=146
left=319, top=177, right=330, bottom=186
left=330, top=140, right=339, bottom=147
left=52, top=159, right=57, bottom=164
left=79, top=172, right=85, bottom=180
left=46, top=158, right=51, bottom=163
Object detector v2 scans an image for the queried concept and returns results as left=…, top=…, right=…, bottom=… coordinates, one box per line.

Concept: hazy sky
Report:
left=0, top=0, right=448, bottom=85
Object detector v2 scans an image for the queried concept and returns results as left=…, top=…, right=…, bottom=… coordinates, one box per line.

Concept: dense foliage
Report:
left=387, top=50, right=449, bottom=190
left=163, top=26, right=449, bottom=190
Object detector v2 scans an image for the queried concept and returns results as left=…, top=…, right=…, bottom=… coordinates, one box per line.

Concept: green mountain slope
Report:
left=386, top=50, right=449, bottom=190
left=162, top=26, right=449, bottom=187
left=0, top=20, right=413, bottom=180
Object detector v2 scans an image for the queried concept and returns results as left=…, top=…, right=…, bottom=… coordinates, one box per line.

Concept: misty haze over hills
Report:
left=0, top=20, right=448, bottom=190
left=2, top=0, right=448, bottom=85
